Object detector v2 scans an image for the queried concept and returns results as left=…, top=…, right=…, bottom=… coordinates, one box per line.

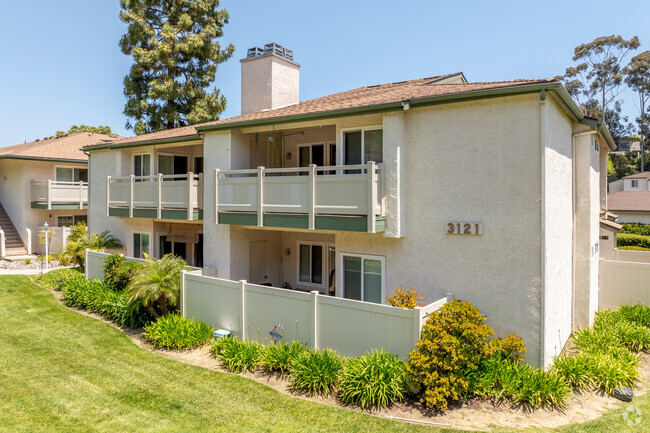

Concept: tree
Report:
left=604, top=100, right=634, bottom=145
left=127, top=254, right=187, bottom=318
left=119, top=0, right=235, bottom=135
left=55, top=125, right=114, bottom=137
left=559, top=35, right=639, bottom=121
left=625, top=51, right=650, bottom=170
left=607, top=154, right=616, bottom=180
left=59, top=222, right=123, bottom=271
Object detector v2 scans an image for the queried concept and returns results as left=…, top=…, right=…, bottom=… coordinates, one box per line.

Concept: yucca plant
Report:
left=143, top=314, right=213, bottom=350
left=262, top=341, right=306, bottom=375
left=289, top=348, right=342, bottom=396
left=216, top=338, right=263, bottom=373
left=126, top=254, right=186, bottom=318
left=339, top=350, right=406, bottom=409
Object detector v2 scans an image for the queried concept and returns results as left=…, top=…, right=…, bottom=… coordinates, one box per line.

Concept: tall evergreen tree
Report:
left=625, top=51, right=650, bottom=170
left=119, top=0, right=234, bottom=135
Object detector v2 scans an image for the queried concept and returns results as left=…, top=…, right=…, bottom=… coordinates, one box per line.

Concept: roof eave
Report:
left=83, top=134, right=201, bottom=152
left=0, top=155, right=87, bottom=164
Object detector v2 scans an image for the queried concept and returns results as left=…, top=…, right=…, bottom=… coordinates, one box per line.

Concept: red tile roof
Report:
left=607, top=191, right=650, bottom=212
left=1, top=133, right=121, bottom=162
left=84, top=74, right=557, bottom=150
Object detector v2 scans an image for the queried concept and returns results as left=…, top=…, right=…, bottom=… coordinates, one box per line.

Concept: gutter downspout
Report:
left=540, top=90, right=546, bottom=368
left=571, top=130, right=598, bottom=333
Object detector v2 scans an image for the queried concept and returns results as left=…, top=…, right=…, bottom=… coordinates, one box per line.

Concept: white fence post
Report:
left=84, top=248, right=89, bottom=280
left=181, top=270, right=187, bottom=317
left=106, top=176, right=111, bottom=216
left=26, top=228, right=32, bottom=255
left=308, top=164, right=316, bottom=230
left=240, top=280, right=247, bottom=340
left=311, top=290, right=319, bottom=349
left=187, top=172, right=194, bottom=221
left=598, top=258, right=605, bottom=311
left=47, top=179, right=52, bottom=210
left=366, top=161, right=377, bottom=233
left=412, top=306, right=423, bottom=348
left=257, top=167, right=264, bottom=227
left=214, top=169, right=220, bottom=225
left=0, top=229, right=5, bottom=258
left=129, top=175, right=135, bottom=218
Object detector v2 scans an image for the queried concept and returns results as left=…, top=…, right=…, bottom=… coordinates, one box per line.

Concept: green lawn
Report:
left=0, top=275, right=647, bottom=432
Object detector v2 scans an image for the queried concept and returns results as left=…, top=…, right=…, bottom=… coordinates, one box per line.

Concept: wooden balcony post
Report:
left=129, top=175, right=135, bottom=218
left=157, top=173, right=163, bottom=219
left=106, top=176, right=111, bottom=216
left=366, top=161, right=377, bottom=233
left=214, top=169, right=220, bottom=224
left=187, top=172, right=194, bottom=221
left=257, top=166, right=264, bottom=227
left=308, top=164, right=316, bottom=230
left=47, top=179, right=52, bottom=210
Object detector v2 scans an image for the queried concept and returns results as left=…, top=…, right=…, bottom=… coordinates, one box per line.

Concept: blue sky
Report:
left=1, top=0, right=649, bottom=146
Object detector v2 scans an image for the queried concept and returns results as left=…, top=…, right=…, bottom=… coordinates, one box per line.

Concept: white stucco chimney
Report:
left=240, top=43, right=300, bottom=115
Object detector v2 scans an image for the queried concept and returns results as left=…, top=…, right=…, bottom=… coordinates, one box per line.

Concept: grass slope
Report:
left=0, top=276, right=648, bottom=432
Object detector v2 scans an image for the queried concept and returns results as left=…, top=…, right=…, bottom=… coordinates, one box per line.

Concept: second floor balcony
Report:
left=31, top=180, right=88, bottom=210
left=107, top=173, right=203, bottom=221
left=215, top=162, right=384, bottom=233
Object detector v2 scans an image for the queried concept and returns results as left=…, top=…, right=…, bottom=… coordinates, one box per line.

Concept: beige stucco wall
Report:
left=0, top=159, right=87, bottom=252
left=241, top=55, right=299, bottom=115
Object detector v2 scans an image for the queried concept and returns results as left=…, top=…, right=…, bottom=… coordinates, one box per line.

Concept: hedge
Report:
left=617, top=233, right=650, bottom=249
left=621, top=223, right=650, bottom=237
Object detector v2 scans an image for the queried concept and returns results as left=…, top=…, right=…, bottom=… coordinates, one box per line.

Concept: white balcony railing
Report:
left=107, top=173, right=203, bottom=220
left=31, top=180, right=88, bottom=209
left=215, top=162, right=383, bottom=232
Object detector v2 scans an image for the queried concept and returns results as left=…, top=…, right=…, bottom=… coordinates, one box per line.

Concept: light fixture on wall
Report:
left=286, top=152, right=292, bottom=160
left=285, top=248, right=291, bottom=256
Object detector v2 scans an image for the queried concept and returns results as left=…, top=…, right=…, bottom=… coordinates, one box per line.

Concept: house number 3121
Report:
left=446, top=222, right=483, bottom=236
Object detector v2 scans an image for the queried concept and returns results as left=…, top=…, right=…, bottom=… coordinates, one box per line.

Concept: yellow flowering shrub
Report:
left=385, top=286, right=424, bottom=309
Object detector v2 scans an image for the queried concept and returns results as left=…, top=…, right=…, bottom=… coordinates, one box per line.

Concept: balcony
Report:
left=31, top=180, right=88, bottom=209
left=215, top=162, right=384, bottom=233
left=107, top=173, right=203, bottom=221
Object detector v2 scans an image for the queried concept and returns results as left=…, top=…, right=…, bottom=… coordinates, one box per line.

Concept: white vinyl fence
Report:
left=599, top=258, right=650, bottom=310
left=181, top=270, right=450, bottom=359
left=84, top=250, right=200, bottom=281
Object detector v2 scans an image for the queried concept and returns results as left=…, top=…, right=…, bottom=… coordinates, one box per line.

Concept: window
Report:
left=133, top=154, right=151, bottom=177
left=158, top=154, right=188, bottom=176
left=57, top=216, right=73, bottom=227
left=298, top=144, right=325, bottom=167
left=159, top=235, right=188, bottom=261
left=194, top=156, right=204, bottom=175
left=55, top=167, right=88, bottom=182
left=133, top=233, right=150, bottom=259
left=341, top=253, right=385, bottom=304
left=343, top=128, right=383, bottom=166
left=632, top=180, right=639, bottom=188
left=298, top=242, right=325, bottom=287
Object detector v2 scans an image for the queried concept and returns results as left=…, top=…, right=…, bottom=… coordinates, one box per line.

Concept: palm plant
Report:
left=127, top=254, right=186, bottom=318
left=59, top=223, right=123, bottom=271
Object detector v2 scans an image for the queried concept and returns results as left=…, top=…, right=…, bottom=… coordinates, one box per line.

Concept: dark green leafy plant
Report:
left=34, top=268, right=85, bottom=291
left=143, top=314, right=213, bottom=350
left=339, top=350, right=406, bottom=409
left=127, top=254, right=186, bottom=318
left=289, top=348, right=342, bottom=396
left=262, top=341, right=306, bottom=375
left=215, top=338, right=263, bottom=373
left=621, top=223, right=650, bottom=237
left=619, top=303, right=650, bottom=327
left=103, top=254, right=143, bottom=291
left=551, top=353, right=595, bottom=389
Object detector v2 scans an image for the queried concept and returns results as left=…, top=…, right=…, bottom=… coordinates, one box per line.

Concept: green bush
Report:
left=339, top=350, right=406, bottom=409
left=143, top=314, right=213, bottom=350
left=470, top=354, right=570, bottom=408
left=262, top=341, right=306, bottom=375
left=210, top=335, right=236, bottom=358
left=214, top=338, right=263, bottom=373
left=289, top=348, right=342, bottom=396
left=103, top=254, right=142, bottom=291
left=551, top=353, right=595, bottom=389
left=621, top=223, right=650, bottom=236
left=619, top=303, right=650, bottom=327
left=34, top=268, right=85, bottom=291
left=405, top=300, right=498, bottom=411
left=617, top=233, right=650, bottom=249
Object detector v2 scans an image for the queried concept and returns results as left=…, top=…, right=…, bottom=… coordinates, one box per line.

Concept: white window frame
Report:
left=133, top=153, right=153, bottom=177
left=132, top=231, right=151, bottom=259
left=339, top=252, right=386, bottom=303
left=632, top=179, right=639, bottom=188
left=340, top=125, right=383, bottom=166
left=54, top=165, right=88, bottom=183
left=296, top=241, right=329, bottom=289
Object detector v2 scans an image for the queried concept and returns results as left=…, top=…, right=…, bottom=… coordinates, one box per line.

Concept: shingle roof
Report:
left=1, top=133, right=120, bottom=162
left=84, top=74, right=557, bottom=150
left=607, top=191, right=650, bottom=212
left=600, top=218, right=622, bottom=232
left=623, top=172, right=650, bottom=180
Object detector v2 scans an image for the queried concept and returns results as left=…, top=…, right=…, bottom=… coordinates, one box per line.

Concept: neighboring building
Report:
left=599, top=211, right=622, bottom=260
left=85, top=43, right=614, bottom=368
left=610, top=136, right=641, bottom=158
left=0, top=133, right=119, bottom=256
left=607, top=172, right=650, bottom=223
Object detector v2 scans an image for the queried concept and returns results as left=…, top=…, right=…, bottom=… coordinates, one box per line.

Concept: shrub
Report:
left=34, top=267, right=85, bottom=291
left=619, top=303, right=650, bottom=328
left=103, top=254, right=142, bottom=291
left=617, top=233, right=650, bottom=249
left=339, top=350, right=406, bottom=409
left=59, top=222, right=123, bottom=271
left=385, top=286, right=424, bottom=309
left=143, top=314, right=213, bottom=350
left=610, top=321, right=650, bottom=352
left=23, top=258, right=31, bottom=265
left=405, top=300, right=495, bottom=411
left=470, top=354, right=570, bottom=408
left=551, top=353, right=595, bottom=389
left=127, top=254, right=186, bottom=318
left=621, top=223, right=650, bottom=237
left=262, top=341, right=307, bottom=375
left=289, top=348, right=343, bottom=396
left=485, top=333, right=527, bottom=362
left=216, top=338, right=263, bottom=373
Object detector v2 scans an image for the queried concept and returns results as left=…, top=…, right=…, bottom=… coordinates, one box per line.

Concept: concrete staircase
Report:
left=0, top=203, right=28, bottom=257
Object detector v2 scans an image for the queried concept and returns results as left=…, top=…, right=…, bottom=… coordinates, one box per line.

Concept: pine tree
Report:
left=119, top=0, right=234, bottom=135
